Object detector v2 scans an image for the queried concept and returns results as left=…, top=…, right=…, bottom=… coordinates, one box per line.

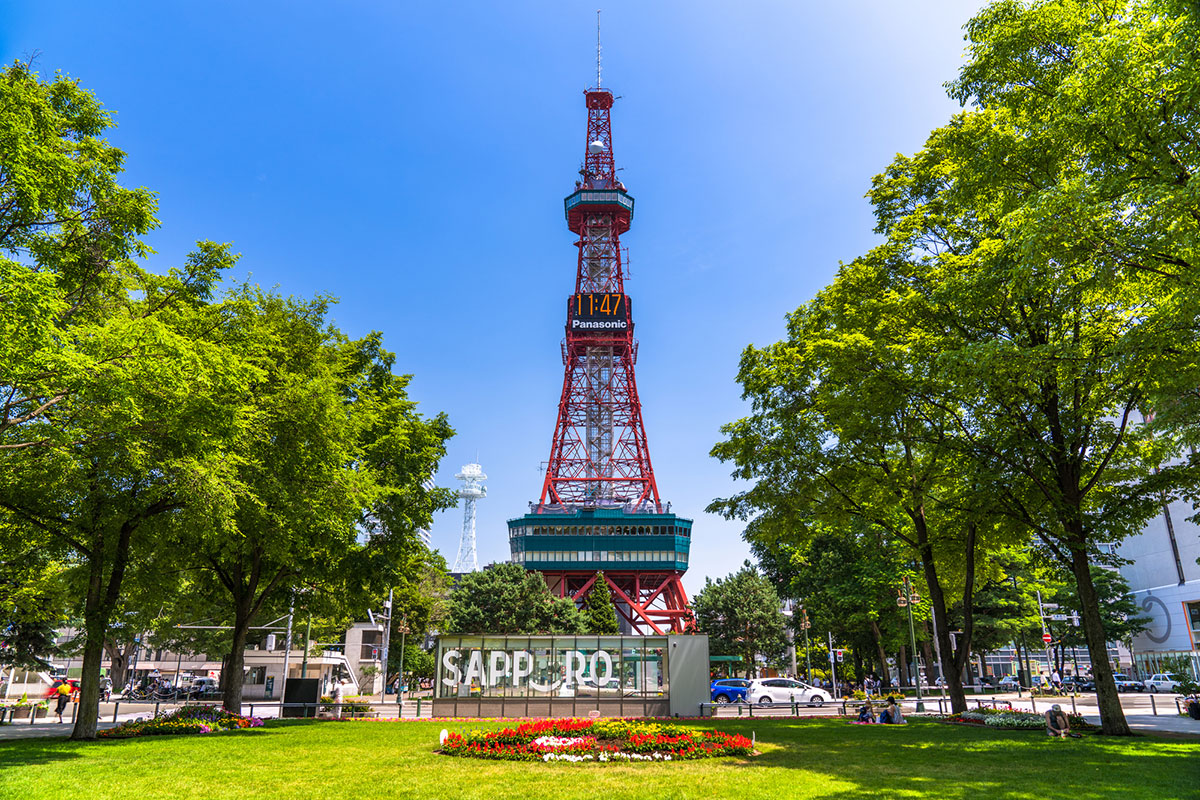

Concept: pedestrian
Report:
left=52, top=680, right=73, bottom=723
left=1051, top=669, right=1062, bottom=691
left=332, top=678, right=346, bottom=719
left=864, top=675, right=875, bottom=699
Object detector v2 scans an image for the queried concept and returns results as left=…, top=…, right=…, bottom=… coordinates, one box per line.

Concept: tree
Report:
left=385, top=551, right=451, bottom=687
left=754, top=522, right=914, bottom=687
left=582, top=572, right=620, bottom=635
left=0, top=62, right=157, bottom=448
left=858, top=0, right=1200, bottom=733
left=691, top=562, right=787, bottom=678
left=444, top=562, right=585, bottom=635
left=0, top=546, right=68, bottom=670
left=1, top=244, right=250, bottom=742
left=707, top=255, right=1023, bottom=712
left=176, top=286, right=454, bottom=713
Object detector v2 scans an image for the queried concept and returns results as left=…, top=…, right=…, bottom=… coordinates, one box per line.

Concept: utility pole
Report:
left=900, top=575, right=925, bottom=712
left=398, top=615, right=408, bottom=705
left=930, top=598, right=946, bottom=703
left=281, top=596, right=295, bottom=701
left=828, top=631, right=838, bottom=698
left=300, top=617, right=312, bottom=678
left=800, top=606, right=812, bottom=683
left=379, top=589, right=393, bottom=701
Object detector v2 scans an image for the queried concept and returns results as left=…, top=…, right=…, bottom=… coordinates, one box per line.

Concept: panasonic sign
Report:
left=570, top=318, right=628, bottom=331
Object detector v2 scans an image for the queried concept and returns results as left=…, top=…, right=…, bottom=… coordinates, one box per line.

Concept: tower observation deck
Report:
left=507, top=82, right=695, bottom=634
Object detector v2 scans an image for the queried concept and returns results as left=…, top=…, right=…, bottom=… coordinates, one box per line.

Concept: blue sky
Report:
left=5, top=1, right=982, bottom=597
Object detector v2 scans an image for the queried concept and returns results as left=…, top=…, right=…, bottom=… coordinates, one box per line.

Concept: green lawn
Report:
left=1, top=718, right=1196, bottom=800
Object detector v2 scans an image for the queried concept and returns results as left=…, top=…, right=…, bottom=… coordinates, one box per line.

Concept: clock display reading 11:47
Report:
left=568, top=292, right=631, bottom=332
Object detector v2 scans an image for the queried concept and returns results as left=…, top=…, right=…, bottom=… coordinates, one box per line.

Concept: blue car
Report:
left=710, top=678, right=751, bottom=704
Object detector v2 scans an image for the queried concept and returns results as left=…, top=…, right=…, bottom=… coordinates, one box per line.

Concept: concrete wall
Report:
left=668, top=635, right=709, bottom=717
left=1117, top=496, right=1200, bottom=655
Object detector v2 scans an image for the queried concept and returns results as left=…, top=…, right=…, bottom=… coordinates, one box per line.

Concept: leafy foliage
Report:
left=691, top=561, right=787, bottom=677
left=582, top=573, right=620, bottom=635
left=444, top=563, right=585, bottom=635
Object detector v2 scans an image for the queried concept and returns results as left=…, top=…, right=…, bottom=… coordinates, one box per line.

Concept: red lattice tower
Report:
left=507, top=84, right=694, bottom=635
left=539, top=87, right=660, bottom=511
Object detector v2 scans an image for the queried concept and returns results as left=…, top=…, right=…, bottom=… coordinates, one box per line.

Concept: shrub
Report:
left=98, top=705, right=263, bottom=739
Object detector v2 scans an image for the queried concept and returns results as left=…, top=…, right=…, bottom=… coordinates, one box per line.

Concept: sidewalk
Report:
left=0, top=699, right=434, bottom=741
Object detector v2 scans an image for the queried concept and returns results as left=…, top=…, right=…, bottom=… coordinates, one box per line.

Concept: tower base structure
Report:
left=508, top=507, right=696, bottom=634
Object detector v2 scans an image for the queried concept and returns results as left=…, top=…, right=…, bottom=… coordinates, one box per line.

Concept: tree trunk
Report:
left=916, top=520, right=975, bottom=714
left=222, top=599, right=253, bottom=714
left=898, top=645, right=909, bottom=686
left=869, top=620, right=890, bottom=687
left=72, top=540, right=111, bottom=741
left=71, top=517, right=137, bottom=741
left=72, top=596, right=107, bottom=740
left=1069, top=544, right=1131, bottom=735
left=103, top=639, right=134, bottom=691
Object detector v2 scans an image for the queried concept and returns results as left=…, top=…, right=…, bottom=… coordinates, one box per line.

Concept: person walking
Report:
left=52, top=680, right=73, bottom=723
left=332, top=678, right=346, bottom=719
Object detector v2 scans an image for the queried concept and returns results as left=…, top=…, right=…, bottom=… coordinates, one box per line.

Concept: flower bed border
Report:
left=439, top=717, right=754, bottom=763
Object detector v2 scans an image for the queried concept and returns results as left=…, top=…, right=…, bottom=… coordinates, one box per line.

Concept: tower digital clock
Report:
left=568, top=292, right=630, bottom=332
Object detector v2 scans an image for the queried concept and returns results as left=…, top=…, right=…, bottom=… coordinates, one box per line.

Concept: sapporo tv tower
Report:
left=507, top=26, right=695, bottom=634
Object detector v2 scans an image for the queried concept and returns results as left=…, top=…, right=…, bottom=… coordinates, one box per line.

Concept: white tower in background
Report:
left=452, top=463, right=487, bottom=572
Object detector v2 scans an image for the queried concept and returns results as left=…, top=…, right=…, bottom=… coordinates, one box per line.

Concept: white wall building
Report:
left=1116, top=494, right=1200, bottom=678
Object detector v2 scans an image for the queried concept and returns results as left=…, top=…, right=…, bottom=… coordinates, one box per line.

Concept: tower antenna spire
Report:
left=596, top=9, right=602, bottom=88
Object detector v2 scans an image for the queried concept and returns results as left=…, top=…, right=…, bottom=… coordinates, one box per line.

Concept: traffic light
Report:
left=836, top=649, right=844, bottom=663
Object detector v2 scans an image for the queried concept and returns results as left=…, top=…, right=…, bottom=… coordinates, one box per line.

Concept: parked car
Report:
left=187, top=677, right=220, bottom=698
left=1112, top=674, right=1144, bottom=692
left=710, top=678, right=751, bottom=704
left=1061, top=675, right=1095, bottom=692
left=746, top=678, right=832, bottom=707
left=1143, top=673, right=1180, bottom=693
left=997, top=675, right=1021, bottom=690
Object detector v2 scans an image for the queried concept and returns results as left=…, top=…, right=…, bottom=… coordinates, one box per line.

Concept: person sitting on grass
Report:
left=857, top=700, right=876, bottom=723
left=1045, top=704, right=1081, bottom=738
left=879, top=696, right=906, bottom=724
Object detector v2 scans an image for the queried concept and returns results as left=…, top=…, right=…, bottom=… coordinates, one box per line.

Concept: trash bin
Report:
left=1186, top=698, right=1200, bottom=721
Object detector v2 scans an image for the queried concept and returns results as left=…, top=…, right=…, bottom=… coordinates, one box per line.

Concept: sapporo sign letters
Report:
left=441, top=647, right=617, bottom=691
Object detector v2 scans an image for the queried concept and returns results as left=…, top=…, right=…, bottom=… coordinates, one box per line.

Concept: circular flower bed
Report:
left=440, top=718, right=753, bottom=762
left=98, top=704, right=264, bottom=739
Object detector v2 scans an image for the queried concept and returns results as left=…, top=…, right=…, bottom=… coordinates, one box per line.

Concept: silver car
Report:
left=1143, top=673, right=1180, bottom=693
left=746, top=678, right=832, bottom=707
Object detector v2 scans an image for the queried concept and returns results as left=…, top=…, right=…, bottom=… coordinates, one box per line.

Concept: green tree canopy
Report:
left=171, top=285, right=454, bottom=712
left=692, top=561, right=787, bottom=678
left=444, top=563, right=585, bottom=635
left=582, top=573, right=621, bottom=636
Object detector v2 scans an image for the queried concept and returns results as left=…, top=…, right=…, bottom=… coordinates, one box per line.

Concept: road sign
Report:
left=1042, top=633, right=1053, bottom=644
left=829, top=651, right=836, bottom=663
left=1049, top=614, right=1069, bottom=621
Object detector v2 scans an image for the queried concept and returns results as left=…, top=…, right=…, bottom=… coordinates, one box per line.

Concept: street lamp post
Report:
left=800, top=607, right=812, bottom=683
left=899, top=576, right=925, bottom=712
